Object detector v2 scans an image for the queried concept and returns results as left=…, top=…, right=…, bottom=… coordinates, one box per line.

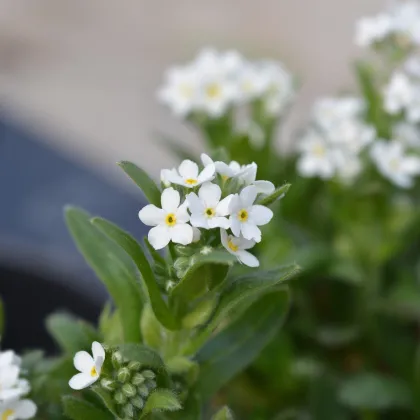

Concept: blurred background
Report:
left=0, top=0, right=382, bottom=349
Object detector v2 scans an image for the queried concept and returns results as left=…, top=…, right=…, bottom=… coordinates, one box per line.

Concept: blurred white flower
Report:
left=235, top=62, right=267, bottom=102
left=0, top=399, right=37, bottom=420
left=392, top=1, right=420, bottom=46
left=394, top=122, right=420, bottom=148
left=139, top=187, right=193, bottom=250
left=69, top=342, right=105, bottom=390
left=406, top=85, right=420, bottom=122
left=165, top=159, right=215, bottom=188
left=193, top=48, right=244, bottom=78
left=187, top=183, right=232, bottom=229
left=229, top=185, right=273, bottom=242
left=405, top=56, right=420, bottom=78
left=370, top=140, right=420, bottom=188
left=384, top=72, right=413, bottom=114
left=355, top=13, right=393, bottom=47
left=160, top=168, right=178, bottom=188
left=0, top=351, right=29, bottom=402
left=220, top=229, right=259, bottom=267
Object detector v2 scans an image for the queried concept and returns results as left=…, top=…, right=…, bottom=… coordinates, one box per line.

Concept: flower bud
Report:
left=128, top=361, right=141, bottom=371
left=114, top=390, right=127, bottom=405
left=146, top=379, right=157, bottom=390
left=174, top=245, right=195, bottom=257
left=174, top=257, right=190, bottom=278
left=131, top=373, right=145, bottom=386
left=100, top=378, right=116, bottom=391
left=123, top=403, right=134, bottom=418
left=141, top=369, right=156, bottom=380
left=131, top=396, right=144, bottom=409
left=165, top=280, right=176, bottom=292
left=112, top=351, right=123, bottom=368
left=138, top=384, right=149, bottom=397
left=117, top=367, right=131, bottom=383
left=122, top=383, right=137, bottom=398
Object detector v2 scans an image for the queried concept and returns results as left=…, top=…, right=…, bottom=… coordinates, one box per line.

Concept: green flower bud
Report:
left=131, top=373, right=145, bottom=386
left=114, top=390, right=127, bottom=405
left=174, top=244, right=195, bottom=257
left=123, top=403, right=135, bottom=418
left=122, top=383, right=137, bottom=398
left=146, top=379, right=157, bottom=390
left=128, top=361, right=141, bottom=371
left=112, top=351, right=123, bottom=368
left=138, top=384, right=149, bottom=397
left=174, top=257, right=190, bottom=278
left=165, top=280, right=177, bottom=292
left=154, top=261, right=168, bottom=276
left=100, top=378, right=116, bottom=391
left=117, top=367, right=131, bottom=383
left=142, top=369, right=156, bottom=380
left=131, top=396, right=144, bottom=409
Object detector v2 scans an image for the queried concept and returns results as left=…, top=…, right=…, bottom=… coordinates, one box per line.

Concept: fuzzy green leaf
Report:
left=65, top=207, right=142, bottom=342
left=140, top=304, right=165, bottom=350
left=195, top=290, right=291, bottom=398
left=91, top=386, right=120, bottom=418
left=62, top=396, right=114, bottom=420
left=140, top=389, right=182, bottom=418
left=118, top=161, right=161, bottom=206
left=92, top=217, right=179, bottom=330
left=212, top=406, right=234, bottom=420
left=257, top=183, right=291, bottom=207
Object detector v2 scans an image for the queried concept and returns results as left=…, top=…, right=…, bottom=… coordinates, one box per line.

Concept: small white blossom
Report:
left=0, top=399, right=37, bottom=420
left=370, top=140, right=420, bottom=188
left=229, top=185, right=273, bottom=242
left=405, top=56, right=420, bottom=78
left=165, top=159, right=215, bottom=188
left=354, top=14, right=393, bottom=47
left=69, top=342, right=105, bottom=390
left=393, top=122, right=420, bottom=148
left=392, top=1, right=420, bottom=46
left=0, top=351, right=29, bottom=402
left=235, top=62, right=268, bottom=102
left=384, top=72, right=413, bottom=114
left=160, top=168, right=178, bottom=187
left=220, top=229, right=259, bottom=267
left=139, top=187, right=193, bottom=250
left=186, top=183, right=232, bottom=229
left=193, top=48, right=244, bottom=78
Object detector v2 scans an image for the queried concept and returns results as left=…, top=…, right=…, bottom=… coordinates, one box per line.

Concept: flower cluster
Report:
left=158, top=48, right=294, bottom=119
left=355, top=1, right=420, bottom=48
left=0, top=350, right=36, bottom=420
left=297, top=97, right=376, bottom=181
left=139, top=155, right=277, bottom=267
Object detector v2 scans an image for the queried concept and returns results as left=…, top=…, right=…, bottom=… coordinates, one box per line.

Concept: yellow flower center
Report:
left=165, top=213, right=177, bottom=226
left=228, top=239, right=239, bottom=252
left=205, top=208, right=215, bottom=218
left=238, top=209, right=249, bottom=222
left=90, top=366, right=98, bottom=377
left=185, top=178, right=198, bottom=185
left=206, top=83, right=222, bottom=99
left=2, top=409, right=14, bottom=420
left=221, top=175, right=229, bottom=182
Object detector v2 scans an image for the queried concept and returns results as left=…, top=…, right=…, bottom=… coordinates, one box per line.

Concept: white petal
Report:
left=249, top=205, right=273, bottom=226
left=176, top=201, right=190, bottom=223
left=220, top=228, right=230, bottom=248
left=253, top=180, right=275, bottom=195
left=165, top=172, right=185, bottom=186
left=239, top=163, right=257, bottom=184
left=161, top=188, right=180, bottom=212
left=69, top=373, right=97, bottom=390
left=201, top=153, right=214, bottom=167
left=14, top=399, right=37, bottom=419
left=198, top=163, right=216, bottom=183
left=208, top=216, right=230, bottom=229
left=237, top=250, right=259, bottom=267
left=0, top=365, right=19, bottom=388
left=215, top=161, right=234, bottom=177
left=192, top=227, right=201, bottom=242
left=92, top=342, right=105, bottom=370
left=241, top=223, right=262, bottom=242
left=190, top=214, right=209, bottom=228
left=186, top=192, right=204, bottom=214
left=148, top=225, right=171, bottom=250
left=73, top=351, right=94, bottom=374
left=0, top=388, right=25, bottom=401
left=179, top=160, right=199, bottom=179
left=216, top=194, right=233, bottom=216
left=138, top=205, right=165, bottom=226
left=170, top=224, right=193, bottom=245
left=230, top=217, right=242, bottom=237
left=239, top=185, right=258, bottom=207
left=199, top=182, right=221, bottom=207
left=228, top=194, right=241, bottom=213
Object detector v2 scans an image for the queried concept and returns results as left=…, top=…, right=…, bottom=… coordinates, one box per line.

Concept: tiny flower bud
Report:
left=146, top=379, right=157, bottom=390
left=131, top=396, right=144, bottom=409
left=174, top=257, right=190, bottom=278
left=165, top=280, right=176, bottom=292
left=112, top=351, right=123, bottom=368
left=142, top=369, right=156, bottom=380
left=131, top=373, right=145, bottom=386
left=114, top=390, right=127, bottom=405
left=138, top=384, right=149, bottom=397
left=128, top=361, right=141, bottom=371
left=122, top=383, right=137, bottom=398
left=174, top=245, right=195, bottom=257
left=123, top=403, right=135, bottom=418
left=117, top=367, right=131, bottom=383
left=100, top=378, right=116, bottom=391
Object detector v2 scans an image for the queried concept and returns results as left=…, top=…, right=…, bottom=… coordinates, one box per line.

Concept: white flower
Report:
left=336, top=155, right=363, bottom=182
left=139, top=187, right=193, bottom=250
left=158, top=65, right=199, bottom=117
left=391, top=1, right=420, bottom=45
left=0, top=351, right=29, bottom=402
left=370, top=140, right=420, bottom=188
left=406, top=85, right=420, bottom=122
left=405, top=56, right=420, bottom=78
left=229, top=185, right=273, bottom=242
left=235, top=62, right=268, bottom=102
left=69, top=342, right=105, bottom=390
left=193, top=48, right=244, bottom=78
left=186, top=183, right=232, bottom=230
left=160, top=168, right=178, bottom=188
left=0, top=352, right=20, bottom=369
left=220, top=229, right=259, bottom=267
left=393, top=122, right=420, bottom=148
left=165, top=159, right=215, bottom=188
left=0, top=399, right=37, bottom=420
left=354, top=14, right=393, bottom=47
left=384, top=72, right=413, bottom=114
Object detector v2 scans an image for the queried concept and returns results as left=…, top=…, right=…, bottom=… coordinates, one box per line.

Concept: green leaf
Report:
left=62, top=396, right=114, bottom=420
left=92, top=217, right=179, bottom=330
left=46, top=313, right=99, bottom=354
left=140, top=304, right=165, bottom=350
left=140, top=389, right=182, bottom=418
left=65, top=207, right=142, bottom=342
left=166, top=356, right=198, bottom=375
left=98, top=303, right=124, bottom=345
left=91, top=386, right=120, bottom=418
left=211, top=406, right=234, bottom=420
left=118, top=161, right=161, bottom=206
left=257, top=183, right=291, bottom=207
left=195, top=290, right=291, bottom=398
left=338, top=373, right=411, bottom=410
left=144, top=237, right=166, bottom=266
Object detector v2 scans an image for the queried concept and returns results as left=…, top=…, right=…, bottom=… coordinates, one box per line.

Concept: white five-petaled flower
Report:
left=354, top=13, right=393, bottom=47
left=384, top=72, right=413, bottom=115
left=370, top=140, right=420, bottom=188
left=69, top=342, right=105, bottom=390
left=165, top=159, right=215, bottom=188
left=0, top=399, right=37, bottom=420
left=229, top=185, right=273, bottom=242
left=220, top=229, right=259, bottom=267
left=0, top=351, right=29, bottom=402
left=139, top=187, right=193, bottom=250
left=186, top=183, right=232, bottom=230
